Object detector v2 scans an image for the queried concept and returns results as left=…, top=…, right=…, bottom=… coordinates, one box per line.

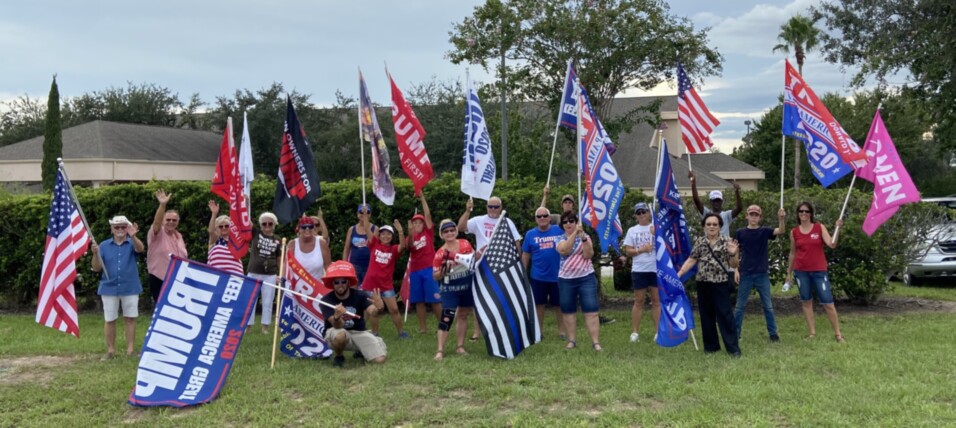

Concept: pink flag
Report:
left=855, top=109, right=920, bottom=236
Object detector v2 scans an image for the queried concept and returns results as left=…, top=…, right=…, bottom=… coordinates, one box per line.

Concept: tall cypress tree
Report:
left=41, top=75, right=63, bottom=192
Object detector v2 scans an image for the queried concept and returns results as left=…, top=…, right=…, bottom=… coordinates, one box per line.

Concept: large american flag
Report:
left=678, top=63, right=720, bottom=154
left=473, top=213, right=540, bottom=359
left=36, top=170, right=90, bottom=337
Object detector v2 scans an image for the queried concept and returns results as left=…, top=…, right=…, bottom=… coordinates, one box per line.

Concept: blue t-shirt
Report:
left=522, top=225, right=564, bottom=282
left=96, top=237, right=143, bottom=296
left=734, top=227, right=776, bottom=275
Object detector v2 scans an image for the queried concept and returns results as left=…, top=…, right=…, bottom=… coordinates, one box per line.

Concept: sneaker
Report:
left=599, top=315, right=616, bottom=325
left=769, top=334, right=780, bottom=343
left=398, top=331, right=411, bottom=340
left=653, top=333, right=658, bottom=342
left=629, top=332, right=639, bottom=343
left=332, top=355, right=345, bottom=368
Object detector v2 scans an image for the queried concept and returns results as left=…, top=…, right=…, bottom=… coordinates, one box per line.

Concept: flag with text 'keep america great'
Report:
left=274, top=97, right=321, bottom=225
left=473, top=213, right=540, bottom=359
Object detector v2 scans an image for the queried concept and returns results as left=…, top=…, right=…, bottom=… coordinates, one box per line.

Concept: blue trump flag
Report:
left=129, top=257, right=261, bottom=408
left=577, top=86, right=624, bottom=252
left=654, top=145, right=695, bottom=347
left=557, top=60, right=616, bottom=155
left=782, top=73, right=854, bottom=187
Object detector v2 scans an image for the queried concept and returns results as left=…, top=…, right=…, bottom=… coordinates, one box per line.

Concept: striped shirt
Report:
left=558, top=235, right=594, bottom=279
left=208, top=238, right=243, bottom=275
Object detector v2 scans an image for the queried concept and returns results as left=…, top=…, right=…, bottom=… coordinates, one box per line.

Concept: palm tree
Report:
left=773, top=15, right=820, bottom=190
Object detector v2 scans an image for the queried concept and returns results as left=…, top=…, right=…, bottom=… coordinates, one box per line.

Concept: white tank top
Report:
left=295, top=237, right=325, bottom=280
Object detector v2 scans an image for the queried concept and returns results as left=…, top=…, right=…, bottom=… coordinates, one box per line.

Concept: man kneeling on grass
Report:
left=320, top=260, right=388, bottom=368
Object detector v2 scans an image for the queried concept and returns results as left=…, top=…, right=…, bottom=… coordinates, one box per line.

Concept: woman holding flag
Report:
left=207, top=200, right=243, bottom=275
left=432, top=219, right=476, bottom=361
left=786, top=202, right=845, bottom=343
left=556, top=211, right=601, bottom=351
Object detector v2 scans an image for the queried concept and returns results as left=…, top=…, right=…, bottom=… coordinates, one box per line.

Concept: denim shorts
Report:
left=558, top=275, right=599, bottom=314
left=794, top=270, right=834, bottom=304
left=440, top=288, right=474, bottom=309
left=530, top=278, right=560, bottom=307
left=380, top=289, right=397, bottom=299
left=630, top=272, right=658, bottom=290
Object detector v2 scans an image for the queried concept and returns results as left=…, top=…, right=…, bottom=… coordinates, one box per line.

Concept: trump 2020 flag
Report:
left=210, top=117, right=252, bottom=259
left=558, top=60, right=616, bottom=155
left=279, top=251, right=332, bottom=358
left=36, top=170, right=90, bottom=338
left=461, top=77, right=496, bottom=200
left=655, top=142, right=695, bottom=281
left=855, top=109, right=920, bottom=235
left=473, top=212, right=540, bottom=359
left=129, top=257, right=260, bottom=407
left=274, top=97, right=321, bottom=225
left=389, top=71, right=434, bottom=196
left=653, top=231, right=695, bottom=348
left=359, top=70, right=395, bottom=205
left=577, top=84, right=624, bottom=252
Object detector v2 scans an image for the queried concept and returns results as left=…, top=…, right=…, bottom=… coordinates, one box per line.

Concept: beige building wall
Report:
left=0, top=159, right=215, bottom=186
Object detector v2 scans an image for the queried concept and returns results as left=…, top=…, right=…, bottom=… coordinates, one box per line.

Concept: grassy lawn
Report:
left=2, top=286, right=956, bottom=427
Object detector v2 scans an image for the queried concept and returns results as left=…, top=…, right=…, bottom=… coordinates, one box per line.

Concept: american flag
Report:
left=473, top=213, right=540, bottom=359
left=36, top=170, right=90, bottom=337
left=678, top=63, right=720, bottom=154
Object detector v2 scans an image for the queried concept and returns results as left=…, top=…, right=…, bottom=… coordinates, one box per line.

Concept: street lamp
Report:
left=744, top=119, right=752, bottom=143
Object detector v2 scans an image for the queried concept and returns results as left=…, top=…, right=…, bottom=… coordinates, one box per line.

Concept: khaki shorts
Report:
left=324, top=328, right=387, bottom=361
left=102, top=295, right=139, bottom=322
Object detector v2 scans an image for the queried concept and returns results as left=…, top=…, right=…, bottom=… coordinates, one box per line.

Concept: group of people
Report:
left=91, top=179, right=847, bottom=364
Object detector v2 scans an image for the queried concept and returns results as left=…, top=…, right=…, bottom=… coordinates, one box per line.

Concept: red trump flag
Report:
left=389, top=72, right=434, bottom=195
left=211, top=117, right=252, bottom=259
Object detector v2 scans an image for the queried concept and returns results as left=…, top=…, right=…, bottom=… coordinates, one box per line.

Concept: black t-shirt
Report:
left=320, top=289, right=372, bottom=332
left=734, top=227, right=776, bottom=275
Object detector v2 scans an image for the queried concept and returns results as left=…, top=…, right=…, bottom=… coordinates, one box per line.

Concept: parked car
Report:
left=904, top=197, right=956, bottom=286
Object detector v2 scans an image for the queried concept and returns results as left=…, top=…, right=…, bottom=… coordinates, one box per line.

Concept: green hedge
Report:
left=0, top=174, right=945, bottom=309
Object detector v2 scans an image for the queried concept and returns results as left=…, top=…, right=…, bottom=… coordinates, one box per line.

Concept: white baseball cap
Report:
left=709, top=190, right=723, bottom=201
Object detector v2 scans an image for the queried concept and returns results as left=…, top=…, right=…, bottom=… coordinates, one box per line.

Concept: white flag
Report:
left=238, top=112, right=254, bottom=209
left=460, top=78, right=496, bottom=200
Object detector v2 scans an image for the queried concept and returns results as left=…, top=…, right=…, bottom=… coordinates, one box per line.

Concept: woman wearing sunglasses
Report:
left=555, top=211, right=601, bottom=351
left=786, top=201, right=845, bottom=343
left=246, top=212, right=282, bottom=333
left=288, top=215, right=333, bottom=284
left=206, top=200, right=243, bottom=275
left=432, top=219, right=476, bottom=361
left=677, top=213, right=741, bottom=357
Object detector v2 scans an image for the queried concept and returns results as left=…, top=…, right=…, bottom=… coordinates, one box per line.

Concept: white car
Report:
left=904, top=197, right=956, bottom=286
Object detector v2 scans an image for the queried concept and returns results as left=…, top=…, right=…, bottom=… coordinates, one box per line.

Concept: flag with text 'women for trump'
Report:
left=855, top=109, right=920, bottom=235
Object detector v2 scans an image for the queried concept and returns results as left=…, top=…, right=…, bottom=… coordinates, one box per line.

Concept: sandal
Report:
left=835, top=334, right=846, bottom=343
left=469, top=335, right=479, bottom=342
left=456, top=346, right=469, bottom=355
left=592, top=343, right=603, bottom=352
left=434, top=350, right=444, bottom=361
left=565, top=340, right=577, bottom=350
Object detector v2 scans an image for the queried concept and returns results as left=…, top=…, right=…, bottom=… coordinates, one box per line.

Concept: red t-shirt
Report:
left=361, top=235, right=402, bottom=291
left=407, top=226, right=436, bottom=272
left=792, top=223, right=828, bottom=272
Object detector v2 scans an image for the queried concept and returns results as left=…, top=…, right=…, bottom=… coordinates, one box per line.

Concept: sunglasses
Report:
left=332, top=279, right=350, bottom=285
left=260, top=222, right=274, bottom=227
left=705, top=223, right=720, bottom=227
left=798, top=210, right=811, bottom=214
left=112, top=225, right=128, bottom=230
left=217, top=224, right=230, bottom=229
left=634, top=210, right=648, bottom=215
left=487, top=205, right=501, bottom=209
left=299, top=225, right=316, bottom=230
left=535, top=214, right=550, bottom=219
left=561, top=219, right=578, bottom=224
left=441, top=228, right=457, bottom=234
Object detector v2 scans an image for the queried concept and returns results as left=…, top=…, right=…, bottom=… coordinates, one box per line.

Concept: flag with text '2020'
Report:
left=855, top=109, right=921, bottom=236
left=461, top=78, right=496, bottom=200
left=558, top=60, right=616, bottom=155
left=577, top=85, right=624, bottom=252
left=210, top=117, right=252, bottom=259
left=654, top=143, right=695, bottom=281
left=390, top=72, right=434, bottom=196
left=36, top=170, right=90, bottom=338
left=279, top=250, right=332, bottom=358
left=678, top=62, right=720, bottom=154
left=274, top=97, right=321, bottom=225
left=129, top=257, right=260, bottom=408
left=360, top=70, right=395, bottom=205
left=473, top=214, right=540, bottom=359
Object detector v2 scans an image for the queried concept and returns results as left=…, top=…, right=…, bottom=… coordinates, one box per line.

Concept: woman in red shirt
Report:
left=786, top=202, right=845, bottom=343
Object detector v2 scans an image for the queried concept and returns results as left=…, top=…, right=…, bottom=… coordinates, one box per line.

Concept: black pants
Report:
left=697, top=280, right=740, bottom=355
left=148, top=274, right=164, bottom=307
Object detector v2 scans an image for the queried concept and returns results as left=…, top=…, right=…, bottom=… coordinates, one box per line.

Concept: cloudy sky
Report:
left=1, top=0, right=872, bottom=153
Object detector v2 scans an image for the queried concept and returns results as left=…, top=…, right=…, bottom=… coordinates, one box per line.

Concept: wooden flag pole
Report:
left=270, top=238, right=288, bottom=369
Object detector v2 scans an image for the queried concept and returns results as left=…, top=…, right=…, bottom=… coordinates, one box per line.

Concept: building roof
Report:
left=0, top=120, right=220, bottom=162
left=678, top=152, right=764, bottom=173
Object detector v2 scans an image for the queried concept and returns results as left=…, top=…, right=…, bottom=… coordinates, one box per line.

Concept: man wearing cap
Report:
left=321, top=260, right=387, bottom=368
left=91, top=215, right=144, bottom=359
left=733, top=204, right=786, bottom=342
left=522, top=207, right=566, bottom=339
left=621, top=202, right=660, bottom=343
left=406, top=192, right=442, bottom=334
left=689, top=171, right=742, bottom=237
left=146, top=189, right=188, bottom=307
left=458, top=196, right=522, bottom=253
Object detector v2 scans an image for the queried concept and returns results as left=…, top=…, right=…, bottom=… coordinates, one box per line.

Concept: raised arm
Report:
left=316, top=208, right=330, bottom=242
left=207, top=200, right=220, bottom=247
left=150, top=189, right=172, bottom=236
left=731, top=181, right=743, bottom=219
left=128, top=222, right=144, bottom=254
left=457, top=198, right=473, bottom=233
left=688, top=171, right=704, bottom=215
left=394, top=219, right=406, bottom=253
left=420, top=192, right=434, bottom=230
left=540, top=185, right=550, bottom=208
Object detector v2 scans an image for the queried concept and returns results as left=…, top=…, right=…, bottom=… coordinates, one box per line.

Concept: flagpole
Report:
left=357, top=68, right=368, bottom=207
left=57, top=158, right=108, bottom=279
left=652, top=129, right=664, bottom=213
left=685, top=145, right=693, bottom=172
left=575, top=90, right=583, bottom=219
left=270, top=238, right=287, bottom=369
left=779, top=134, right=786, bottom=209
left=546, top=60, right=573, bottom=188
left=832, top=174, right=856, bottom=242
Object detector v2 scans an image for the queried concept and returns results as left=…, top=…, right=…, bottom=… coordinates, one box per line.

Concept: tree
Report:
left=446, top=0, right=721, bottom=132
left=63, top=82, right=190, bottom=127
left=41, top=76, right=63, bottom=192
left=812, top=0, right=956, bottom=156
left=772, top=14, right=821, bottom=191
left=0, top=95, right=47, bottom=148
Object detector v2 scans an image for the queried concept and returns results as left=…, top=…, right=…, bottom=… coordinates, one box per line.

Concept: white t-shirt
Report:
left=703, top=207, right=734, bottom=237
left=466, top=214, right=521, bottom=250
left=623, top=223, right=655, bottom=272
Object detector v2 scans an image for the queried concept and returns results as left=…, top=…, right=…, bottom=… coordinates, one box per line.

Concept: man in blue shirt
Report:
left=522, top=207, right=566, bottom=339
left=733, top=205, right=786, bottom=342
left=91, top=215, right=145, bottom=360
